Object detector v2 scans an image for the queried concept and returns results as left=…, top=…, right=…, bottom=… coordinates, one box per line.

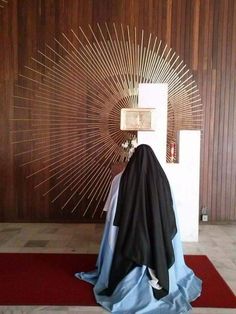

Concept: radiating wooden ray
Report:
left=60, top=148, right=119, bottom=210
left=22, top=130, right=114, bottom=172
left=83, top=168, right=111, bottom=216
left=40, top=149, right=120, bottom=216
left=30, top=132, right=121, bottom=186
left=75, top=152, right=119, bottom=215
left=17, top=73, right=108, bottom=112
left=61, top=35, right=125, bottom=98
left=13, top=23, right=203, bottom=218
left=41, top=150, right=101, bottom=194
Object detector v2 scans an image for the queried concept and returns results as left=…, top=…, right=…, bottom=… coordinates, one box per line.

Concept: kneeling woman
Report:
left=75, top=144, right=202, bottom=313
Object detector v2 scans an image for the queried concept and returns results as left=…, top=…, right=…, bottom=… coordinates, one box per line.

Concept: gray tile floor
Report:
left=0, top=222, right=235, bottom=314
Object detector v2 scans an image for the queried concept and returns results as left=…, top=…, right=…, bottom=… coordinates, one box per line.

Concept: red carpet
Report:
left=0, top=253, right=235, bottom=307
left=185, top=255, right=236, bottom=308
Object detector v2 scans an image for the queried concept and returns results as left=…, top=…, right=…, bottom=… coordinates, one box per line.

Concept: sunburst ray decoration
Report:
left=13, top=23, right=203, bottom=219
left=0, top=0, right=8, bottom=9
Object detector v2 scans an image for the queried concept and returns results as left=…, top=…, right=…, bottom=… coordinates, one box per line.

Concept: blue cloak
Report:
left=75, top=172, right=202, bottom=313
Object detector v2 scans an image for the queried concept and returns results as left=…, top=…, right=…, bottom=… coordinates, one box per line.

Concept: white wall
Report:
left=138, top=83, right=201, bottom=242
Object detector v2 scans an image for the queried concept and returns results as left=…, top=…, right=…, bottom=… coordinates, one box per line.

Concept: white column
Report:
left=137, top=83, right=200, bottom=242
left=138, top=83, right=168, bottom=167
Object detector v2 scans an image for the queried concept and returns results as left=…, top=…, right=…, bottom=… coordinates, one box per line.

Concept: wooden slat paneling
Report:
left=0, top=0, right=236, bottom=222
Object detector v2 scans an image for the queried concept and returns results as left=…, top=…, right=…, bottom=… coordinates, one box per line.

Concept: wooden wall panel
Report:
left=0, top=0, right=235, bottom=222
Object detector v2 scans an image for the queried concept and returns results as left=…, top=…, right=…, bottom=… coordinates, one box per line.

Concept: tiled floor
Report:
left=0, top=222, right=235, bottom=314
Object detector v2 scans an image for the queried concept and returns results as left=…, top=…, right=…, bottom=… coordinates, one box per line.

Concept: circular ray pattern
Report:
left=13, top=23, right=203, bottom=220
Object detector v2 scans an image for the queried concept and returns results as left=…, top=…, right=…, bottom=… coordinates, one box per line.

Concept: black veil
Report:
left=101, top=144, right=177, bottom=299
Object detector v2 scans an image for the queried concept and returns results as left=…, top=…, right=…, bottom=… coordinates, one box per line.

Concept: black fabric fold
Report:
left=101, top=144, right=177, bottom=299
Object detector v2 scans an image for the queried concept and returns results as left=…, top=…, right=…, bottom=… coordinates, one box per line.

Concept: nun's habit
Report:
left=75, top=144, right=202, bottom=313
